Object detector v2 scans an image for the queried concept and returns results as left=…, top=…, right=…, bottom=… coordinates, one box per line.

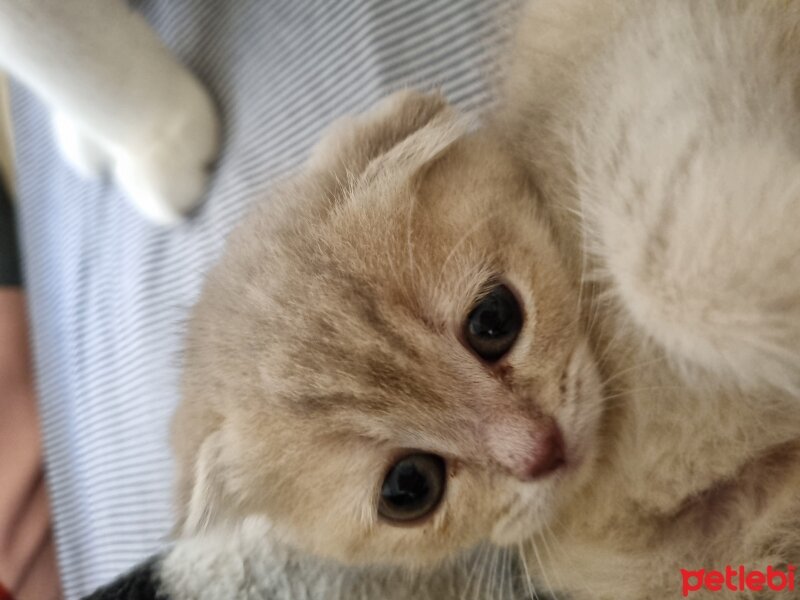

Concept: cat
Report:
left=170, top=92, right=543, bottom=599
left=171, top=0, right=800, bottom=599
left=0, top=0, right=219, bottom=224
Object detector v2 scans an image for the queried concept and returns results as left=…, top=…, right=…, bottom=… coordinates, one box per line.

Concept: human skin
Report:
left=0, top=289, right=61, bottom=600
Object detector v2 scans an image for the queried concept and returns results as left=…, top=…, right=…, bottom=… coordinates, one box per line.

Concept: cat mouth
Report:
left=487, top=419, right=578, bottom=545
left=492, top=344, right=602, bottom=545
left=490, top=477, right=563, bottom=545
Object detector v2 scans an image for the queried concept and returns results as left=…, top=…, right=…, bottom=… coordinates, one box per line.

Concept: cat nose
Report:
left=485, top=416, right=566, bottom=481
left=522, top=421, right=565, bottom=480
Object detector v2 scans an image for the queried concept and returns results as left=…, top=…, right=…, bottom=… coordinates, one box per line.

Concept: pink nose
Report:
left=485, top=417, right=566, bottom=481
left=522, top=421, right=565, bottom=480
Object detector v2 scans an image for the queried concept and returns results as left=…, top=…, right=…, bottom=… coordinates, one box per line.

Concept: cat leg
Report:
left=584, top=128, right=800, bottom=395
left=571, top=1, right=800, bottom=395
left=0, top=0, right=220, bottom=224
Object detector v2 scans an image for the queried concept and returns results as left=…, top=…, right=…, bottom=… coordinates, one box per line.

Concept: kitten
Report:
left=173, top=1, right=800, bottom=599
left=172, top=93, right=562, bottom=598
left=0, top=0, right=219, bottom=224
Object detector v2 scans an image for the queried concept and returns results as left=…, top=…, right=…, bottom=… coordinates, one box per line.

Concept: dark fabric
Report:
left=81, top=558, right=166, bottom=600
left=0, top=178, right=21, bottom=287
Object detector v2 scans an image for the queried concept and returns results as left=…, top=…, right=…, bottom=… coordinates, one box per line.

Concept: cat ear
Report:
left=175, top=430, right=230, bottom=537
left=306, top=89, right=464, bottom=181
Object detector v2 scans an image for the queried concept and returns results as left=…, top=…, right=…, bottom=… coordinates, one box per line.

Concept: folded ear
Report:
left=306, top=89, right=456, bottom=179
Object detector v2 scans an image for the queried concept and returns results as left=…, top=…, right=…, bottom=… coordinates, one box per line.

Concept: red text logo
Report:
left=681, top=565, right=797, bottom=596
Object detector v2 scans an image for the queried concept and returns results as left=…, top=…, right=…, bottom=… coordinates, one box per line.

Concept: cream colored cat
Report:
left=171, top=1, right=800, bottom=598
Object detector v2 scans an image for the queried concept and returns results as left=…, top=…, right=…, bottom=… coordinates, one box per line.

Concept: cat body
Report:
left=502, top=1, right=800, bottom=597
left=0, top=0, right=219, bottom=223
left=173, top=1, right=800, bottom=599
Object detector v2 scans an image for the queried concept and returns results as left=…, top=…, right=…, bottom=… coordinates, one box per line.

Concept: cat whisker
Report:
left=517, top=541, right=540, bottom=600
left=473, top=549, right=487, bottom=600
left=537, top=526, right=567, bottom=593
left=486, top=545, right=500, bottom=600
left=573, top=383, right=696, bottom=430
left=529, top=538, right=560, bottom=600
left=504, top=546, right=516, bottom=600
left=578, top=384, right=692, bottom=415
left=601, top=356, right=672, bottom=388
left=497, top=546, right=509, bottom=600
left=499, top=545, right=508, bottom=600
left=603, top=383, right=689, bottom=400
left=583, top=280, right=604, bottom=341
left=542, top=519, right=598, bottom=600
left=542, top=520, right=597, bottom=599
left=506, top=546, right=516, bottom=600
left=488, top=546, right=501, bottom=600
left=591, top=321, right=627, bottom=369
left=461, top=544, right=487, bottom=600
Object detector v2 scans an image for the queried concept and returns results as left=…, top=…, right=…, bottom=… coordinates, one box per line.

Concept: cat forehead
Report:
left=317, top=133, right=531, bottom=279
left=263, top=135, right=520, bottom=303
left=262, top=134, right=536, bottom=363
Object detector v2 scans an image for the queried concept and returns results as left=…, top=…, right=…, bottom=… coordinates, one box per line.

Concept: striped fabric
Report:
left=11, top=1, right=512, bottom=598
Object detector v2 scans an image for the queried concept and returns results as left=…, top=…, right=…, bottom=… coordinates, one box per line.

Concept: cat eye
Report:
left=464, top=284, right=523, bottom=362
left=378, top=453, right=446, bottom=523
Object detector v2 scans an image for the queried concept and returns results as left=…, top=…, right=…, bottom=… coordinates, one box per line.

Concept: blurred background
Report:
left=0, top=71, right=64, bottom=600
left=0, top=76, right=14, bottom=181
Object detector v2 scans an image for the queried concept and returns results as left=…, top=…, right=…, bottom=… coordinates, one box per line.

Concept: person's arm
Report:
left=0, top=185, right=61, bottom=600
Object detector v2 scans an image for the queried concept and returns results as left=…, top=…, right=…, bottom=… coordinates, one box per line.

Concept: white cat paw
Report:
left=51, top=75, right=220, bottom=226
left=52, top=111, right=110, bottom=179
left=112, top=79, right=220, bottom=226
left=113, top=145, right=212, bottom=226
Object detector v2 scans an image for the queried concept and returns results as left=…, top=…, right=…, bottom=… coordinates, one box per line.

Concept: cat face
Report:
left=174, top=91, right=604, bottom=569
